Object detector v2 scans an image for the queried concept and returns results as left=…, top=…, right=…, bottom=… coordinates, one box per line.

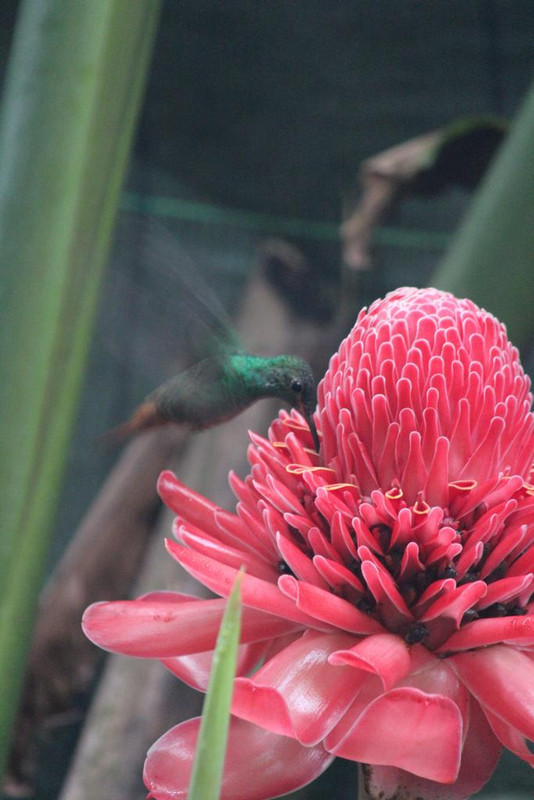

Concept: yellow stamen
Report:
left=324, top=482, right=359, bottom=493
left=285, top=464, right=336, bottom=476
left=413, top=499, right=430, bottom=515
left=448, top=480, right=478, bottom=492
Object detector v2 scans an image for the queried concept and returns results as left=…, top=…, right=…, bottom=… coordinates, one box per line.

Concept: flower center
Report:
left=272, top=452, right=534, bottom=651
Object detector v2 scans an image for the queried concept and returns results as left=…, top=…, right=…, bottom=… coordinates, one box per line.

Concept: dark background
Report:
left=71, top=0, right=534, bottom=569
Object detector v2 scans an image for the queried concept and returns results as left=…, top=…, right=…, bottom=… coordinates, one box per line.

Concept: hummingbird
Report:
left=108, top=216, right=320, bottom=450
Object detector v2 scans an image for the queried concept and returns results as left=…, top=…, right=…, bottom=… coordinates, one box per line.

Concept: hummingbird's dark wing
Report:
left=148, top=356, right=248, bottom=427
left=107, top=355, right=245, bottom=439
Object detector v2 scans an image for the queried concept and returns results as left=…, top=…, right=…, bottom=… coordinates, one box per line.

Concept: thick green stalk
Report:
left=432, top=80, right=534, bottom=348
left=0, top=0, right=161, bottom=778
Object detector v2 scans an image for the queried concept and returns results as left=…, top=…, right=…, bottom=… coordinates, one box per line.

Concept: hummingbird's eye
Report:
left=291, top=379, right=303, bottom=393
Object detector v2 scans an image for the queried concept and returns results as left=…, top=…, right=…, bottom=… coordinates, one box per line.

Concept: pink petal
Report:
left=236, top=501, right=278, bottom=559
left=165, top=539, right=329, bottom=629
left=398, top=655, right=467, bottom=712
left=451, top=645, right=534, bottom=741
left=144, top=716, right=334, bottom=800
left=278, top=574, right=385, bottom=635
left=158, top=471, right=221, bottom=535
left=419, top=581, right=487, bottom=624
left=252, top=474, right=303, bottom=515
left=82, top=594, right=301, bottom=657
left=313, top=554, right=365, bottom=594
left=329, top=633, right=411, bottom=691
left=232, top=630, right=365, bottom=745
left=162, top=641, right=270, bottom=691
left=275, top=532, right=329, bottom=588
left=437, top=614, right=534, bottom=652
left=177, top=525, right=279, bottom=582
left=162, top=466, right=277, bottom=559
left=484, top=707, right=534, bottom=766
left=479, top=522, right=527, bottom=578
left=326, top=688, right=463, bottom=783
left=360, top=559, right=414, bottom=629
left=363, top=696, right=501, bottom=799
left=477, top=574, right=533, bottom=609
left=412, top=578, right=455, bottom=616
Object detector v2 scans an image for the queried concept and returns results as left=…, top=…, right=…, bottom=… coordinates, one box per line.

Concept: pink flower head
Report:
left=83, top=288, right=534, bottom=800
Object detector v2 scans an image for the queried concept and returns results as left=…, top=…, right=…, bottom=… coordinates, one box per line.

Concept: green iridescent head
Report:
left=261, top=355, right=319, bottom=450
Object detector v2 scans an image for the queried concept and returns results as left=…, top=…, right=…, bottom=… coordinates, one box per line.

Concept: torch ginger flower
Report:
left=83, top=288, right=534, bottom=800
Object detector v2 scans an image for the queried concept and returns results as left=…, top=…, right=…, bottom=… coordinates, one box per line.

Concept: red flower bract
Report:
left=83, top=288, right=534, bottom=800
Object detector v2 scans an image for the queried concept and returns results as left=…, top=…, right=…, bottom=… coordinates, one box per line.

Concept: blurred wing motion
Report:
left=112, top=214, right=243, bottom=362
left=106, top=215, right=319, bottom=449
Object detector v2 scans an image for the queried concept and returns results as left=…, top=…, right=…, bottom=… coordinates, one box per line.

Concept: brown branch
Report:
left=341, top=130, right=440, bottom=270
left=341, top=116, right=508, bottom=270
left=7, top=426, right=186, bottom=791
left=57, top=260, right=338, bottom=800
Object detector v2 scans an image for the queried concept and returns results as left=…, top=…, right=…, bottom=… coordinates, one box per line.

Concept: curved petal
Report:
left=278, top=574, right=384, bottom=635
left=477, top=574, right=533, bottom=609
left=326, top=688, right=463, bottom=783
left=160, top=469, right=276, bottom=560
left=144, top=716, right=334, bottom=800
left=275, top=532, right=329, bottom=589
left=436, top=614, right=534, bottom=652
left=329, top=633, right=411, bottom=691
left=162, top=641, right=270, bottom=691
left=450, top=645, right=534, bottom=741
left=484, top=707, right=534, bottom=767
left=158, top=471, right=222, bottom=535
left=397, top=654, right=468, bottom=720
left=82, top=594, right=301, bottom=657
left=419, top=582, right=487, bottom=624
left=166, top=539, right=329, bottom=629
left=363, top=696, right=501, bottom=799
left=313, top=553, right=365, bottom=593
left=177, top=524, right=279, bottom=582
left=360, top=558, right=413, bottom=623
left=232, top=630, right=365, bottom=745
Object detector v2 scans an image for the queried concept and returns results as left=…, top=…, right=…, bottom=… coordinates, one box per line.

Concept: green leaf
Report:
left=0, top=0, right=161, bottom=779
left=188, top=572, right=244, bottom=800
left=432, top=80, right=534, bottom=349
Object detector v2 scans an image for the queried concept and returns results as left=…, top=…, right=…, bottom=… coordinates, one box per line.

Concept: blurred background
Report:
left=1, top=2, right=534, bottom=798
left=21, top=0, right=534, bottom=568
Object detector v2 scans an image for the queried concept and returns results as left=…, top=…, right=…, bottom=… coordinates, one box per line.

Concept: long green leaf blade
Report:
left=432, top=80, right=534, bottom=348
left=0, top=0, right=161, bottom=778
left=188, top=572, right=243, bottom=800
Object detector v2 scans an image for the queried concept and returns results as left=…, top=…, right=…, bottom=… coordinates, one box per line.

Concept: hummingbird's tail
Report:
left=101, top=401, right=167, bottom=446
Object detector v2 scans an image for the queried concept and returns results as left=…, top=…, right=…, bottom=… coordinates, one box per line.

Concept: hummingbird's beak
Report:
left=301, top=406, right=320, bottom=453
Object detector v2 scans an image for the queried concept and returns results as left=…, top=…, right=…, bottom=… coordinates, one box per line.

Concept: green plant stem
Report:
left=432, top=79, right=534, bottom=349
left=0, top=0, right=161, bottom=779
